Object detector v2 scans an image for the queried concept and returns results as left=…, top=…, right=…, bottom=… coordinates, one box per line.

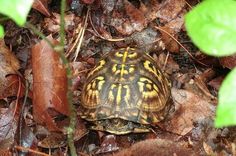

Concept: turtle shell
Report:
left=80, top=47, right=171, bottom=134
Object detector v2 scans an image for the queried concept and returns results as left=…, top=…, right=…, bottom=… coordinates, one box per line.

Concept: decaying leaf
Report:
left=114, top=139, right=196, bottom=156
left=163, top=88, right=215, bottom=136
left=32, top=35, right=69, bottom=131
left=0, top=39, right=21, bottom=99
left=32, top=0, right=51, bottom=17
left=110, top=0, right=147, bottom=35
left=219, top=54, right=236, bottom=69
left=44, top=12, right=75, bottom=33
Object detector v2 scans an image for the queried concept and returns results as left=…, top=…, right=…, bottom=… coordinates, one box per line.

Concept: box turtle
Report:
left=80, top=47, right=171, bottom=134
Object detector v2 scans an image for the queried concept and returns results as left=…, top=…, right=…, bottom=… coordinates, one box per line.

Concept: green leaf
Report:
left=185, top=0, right=236, bottom=57
left=215, top=68, right=236, bottom=127
left=0, top=25, right=4, bottom=38
left=0, top=0, right=33, bottom=26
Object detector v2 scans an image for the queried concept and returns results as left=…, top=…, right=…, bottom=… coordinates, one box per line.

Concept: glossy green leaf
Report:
left=0, top=0, right=33, bottom=26
left=0, top=25, right=4, bottom=38
left=215, top=68, right=236, bottom=127
left=185, top=0, right=236, bottom=56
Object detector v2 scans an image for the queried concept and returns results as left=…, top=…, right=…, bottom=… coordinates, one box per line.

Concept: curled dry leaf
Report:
left=0, top=39, right=21, bottom=99
left=219, top=54, right=236, bottom=69
left=163, top=88, right=215, bottom=136
left=32, top=0, right=51, bottom=17
left=32, top=35, right=69, bottom=131
left=113, top=139, right=196, bottom=156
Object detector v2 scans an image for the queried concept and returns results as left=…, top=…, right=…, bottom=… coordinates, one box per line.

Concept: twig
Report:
left=184, top=0, right=192, bottom=9
left=15, top=145, right=49, bottom=156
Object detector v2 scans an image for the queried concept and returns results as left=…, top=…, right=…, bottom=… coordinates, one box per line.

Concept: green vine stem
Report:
left=26, top=0, right=77, bottom=155
left=59, top=0, right=77, bottom=155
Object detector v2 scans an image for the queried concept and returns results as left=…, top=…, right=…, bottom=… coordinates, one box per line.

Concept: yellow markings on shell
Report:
left=92, top=80, right=96, bottom=89
left=87, top=60, right=106, bottom=78
left=116, top=84, right=122, bottom=107
left=140, top=77, right=153, bottom=83
left=86, top=83, right=91, bottom=91
left=108, top=84, right=116, bottom=103
left=115, top=51, right=123, bottom=57
left=127, top=52, right=137, bottom=58
left=143, top=60, right=162, bottom=81
left=153, top=84, right=159, bottom=92
left=146, top=83, right=152, bottom=90
left=85, top=76, right=105, bottom=107
left=123, top=85, right=131, bottom=108
left=120, top=64, right=125, bottom=77
left=138, top=77, right=159, bottom=99
left=112, top=64, right=117, bottom=73
left=122, top=49, right=128, bottom=63
left=96, top=76, right=105, bottom=90
left=120, top=50, right=128, bottom=78
left=137, top=77, right=165, bottom=110
left=138, top=81, right=144, bottom=92
left=129, top=65, right=135, bottom=73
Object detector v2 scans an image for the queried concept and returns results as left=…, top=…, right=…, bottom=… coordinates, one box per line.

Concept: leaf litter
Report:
left=0, top=0, right=235, bottom=155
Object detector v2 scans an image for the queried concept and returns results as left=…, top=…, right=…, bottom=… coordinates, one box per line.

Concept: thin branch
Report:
left=15, top=145, right=49, bottom=156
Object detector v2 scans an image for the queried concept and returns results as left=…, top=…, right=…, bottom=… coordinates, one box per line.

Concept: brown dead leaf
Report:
left=0, top=101, right=18, bottom=149
left=163, top=88, right=215, bottom=136
left=32, top=0, right=51, bottom=17
left=197, top=68, right=216, bottom=83
left=113, top=139, right=196, bottom=156
left=110, top=0, right=147, bottom=35
left=203, top=142, right=214, bottom=155
left=158, top=53, right=179, bottom=74
left=159, top=26, right=180, bottom=53
left=129, top=27, right=160, bottom=51
left=32, top=35, right=69, bottom=131
left=96, top=135, right=119, bottom=154
left=16, top=110, right=37, bottom=155
left=0, top=40, right=20, bottom=74
left=0, top=75, right=26, bottom=99
left=208, top=76, right=224, bottom=91
left=195, top=52, right=220, bottom=67
left=0, top=39, right=22, bottom=99
left=139, top=0, right=160, bottom=22
left=219, top=54, right=236, bottom=69
left=44, top=13, right=75, bottom=33
left=157, top=0, right=186, bottom=23
left=38, top=132, right=66, bottom=148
